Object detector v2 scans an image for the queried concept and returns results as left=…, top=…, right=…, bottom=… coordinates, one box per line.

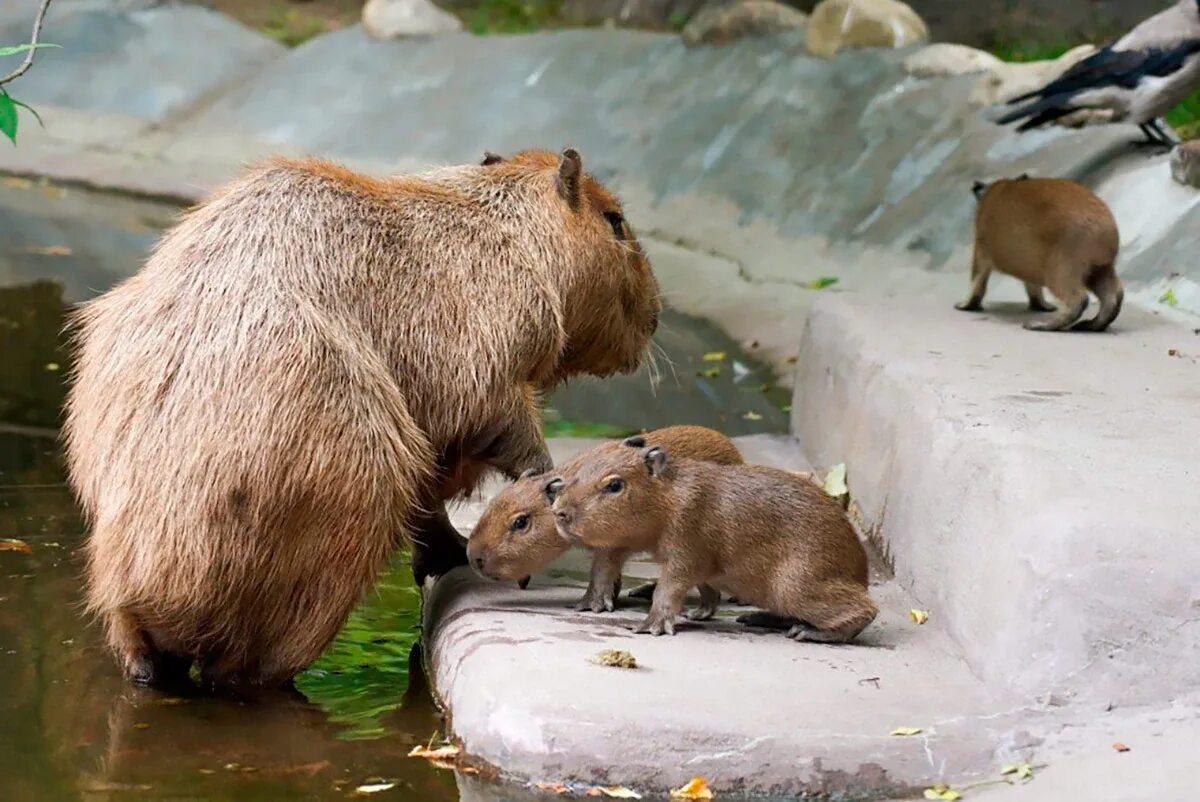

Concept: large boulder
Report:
left=805, top=0, right=928, bottom=58
left=682, top=1, right=808, bottom=45
left=967, top=44, right=1097, bottom=106
left=902, top=43, right=1001, bottom=78
left=362, top=0, right=463, bottom=39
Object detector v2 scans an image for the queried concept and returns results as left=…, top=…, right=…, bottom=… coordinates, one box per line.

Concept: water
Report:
left=0, top=177, right=788, bottom=801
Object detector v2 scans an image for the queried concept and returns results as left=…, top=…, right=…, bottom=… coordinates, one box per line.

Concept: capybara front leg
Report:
left=485, top=390, right=553, bottom=479
left=410, top=504, right=469, bottom=586
left=636, top=573, right=690, bottom=636
left=577, top=548, right=628, bottom=612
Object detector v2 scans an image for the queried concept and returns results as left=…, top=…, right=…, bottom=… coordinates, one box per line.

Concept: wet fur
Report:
left=64, top=149, right=661, bottom=687
left=551, top=447, right=877, bottom=643
left=467, top=426, right=743, bottom=612
left=957, top=176, right=1123, bottom=332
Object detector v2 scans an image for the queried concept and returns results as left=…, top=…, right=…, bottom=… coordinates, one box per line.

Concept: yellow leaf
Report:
left=923, top=785, right=961, bottom=800
left=702, top=351, right=726, bottom=362
left=670, top=776, right=714, bottom=799
left=890, top=727, right=923, bottom=736
left=534, top=782, right=569, bottom=794
left=45, top=362, right=60, bottom=371
left=821, top=463, right=848, bottom=497
left=0, top=539, right=33, bottom=554
left=355, top=783, right=396, bottom=794
left=698, top=367, right=721, bottom=379
left=407, top=744, right=460, bottom=761
left=132, top=722, right=150, bottom=730
left=591, top=788, right=642, bottom=799
left=909, top=609, right=930, bottom=625
left=742, top=411, right=763, bottom=421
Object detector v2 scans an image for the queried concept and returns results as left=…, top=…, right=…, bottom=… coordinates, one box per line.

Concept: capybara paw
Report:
left=1022, top=320, right=1057, bottom=331
left=737, top=611, right=799, bottom=630
left=1028, top=300, right=1056, bottom=313
left=626, top=581, right=656, bottom=600
left=635, top=612, right=676, bottom=636
left=727, top=596, right=751, bottom=606
left=786, top=623, right=847, bottom=643
left=685, top=604, right=716, bottom=622
left=517, top=575, right=531, bottom=590
left=123, top=655, right=157, bottom=687
left=954, top=300, right=983, bottom=312
left=575, top=587, right=616, bottom=613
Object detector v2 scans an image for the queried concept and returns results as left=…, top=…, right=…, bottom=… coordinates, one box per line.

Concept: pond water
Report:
left=0, top=177, right=788, bottom=801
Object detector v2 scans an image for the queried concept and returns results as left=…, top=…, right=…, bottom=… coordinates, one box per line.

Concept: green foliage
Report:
left=260, top=5, right=328, bottom=47
left=0, top=42, right=57, bottom=144
left=542, top=408, right=635, bottom=439
left=1167, top=89, right=1200, bottom=140
left=464, top=0, right=562, bottom=34
left=294, top=555, right=423, bottom=740
left=0, top=42, right=58, bottom=57
left=989, top=37, right=1074, bottom=64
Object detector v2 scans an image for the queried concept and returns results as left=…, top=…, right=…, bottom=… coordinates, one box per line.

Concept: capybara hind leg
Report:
left=410, top=505, right=468, bottom=586
left=737, top=611, right=800, bottom=630
left=1076, top=269, right=1123, bottom=332
left=1025, top=283, right=1088, bottom=332
left=685, top=584, right=721, bottom=621
left=1024, top=282, right=1056, bottom=312
left=627, top=581, right=656, bottom=600
left=954, top=250, right=991, bottom=312
left=787, top=586, right=878, bottom=643
left=108, top=611, right=190, bottom=687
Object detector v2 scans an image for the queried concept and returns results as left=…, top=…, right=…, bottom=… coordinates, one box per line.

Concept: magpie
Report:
left=997, top=0, right=1200, bottom=146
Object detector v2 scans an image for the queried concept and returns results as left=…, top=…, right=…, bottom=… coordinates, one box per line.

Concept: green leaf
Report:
left=9, top=96, right=43, bottom=128
left=701, top=351, right=726, bottom=362
left=1159, top=288, right=1179, bottom=307
left=0, top=43, right=59, bottom=57
left=807, top=276, right=840, bottom=290
left=0, top=93, right=17, bottom=144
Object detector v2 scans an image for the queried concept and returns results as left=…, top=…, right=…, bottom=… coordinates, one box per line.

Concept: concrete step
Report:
left=429, top=435, right=1034, bottom=797
left=791, top=294, right=1200, bottom=713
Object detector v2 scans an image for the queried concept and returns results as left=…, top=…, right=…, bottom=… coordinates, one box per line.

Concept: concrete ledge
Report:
left=792, top=294, right=1200, bottom=709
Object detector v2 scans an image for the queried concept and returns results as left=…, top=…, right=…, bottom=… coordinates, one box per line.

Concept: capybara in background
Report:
left=958, top=175, right=1122, bottom=332
left=64, top=148, right=661, bottom=687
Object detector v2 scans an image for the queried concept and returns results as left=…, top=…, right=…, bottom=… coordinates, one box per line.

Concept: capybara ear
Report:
left=481, top=151, right=504, bottom=166
left=643, top=446, right=668, bottom=477
left=518, top=467, right=541, bottom=480
left=622, top=434, right=647, bottom=449
left=557, top=148, right=582, bottom=209
left=544, top=477, right=564, bottom=502
left=517, top=575, right=531, bottom=590
left=971, top=180, right=987, bottom=200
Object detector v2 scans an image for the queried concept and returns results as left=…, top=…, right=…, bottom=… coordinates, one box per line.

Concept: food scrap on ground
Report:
left=670, top=776, right=715, bottom=799
left=589, top=649, right=638, bottom=669
left=909, top=609, right=930, bottom=625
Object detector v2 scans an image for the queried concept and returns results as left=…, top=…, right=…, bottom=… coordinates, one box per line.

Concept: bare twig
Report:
left=0, top=0, right=55, bottom=88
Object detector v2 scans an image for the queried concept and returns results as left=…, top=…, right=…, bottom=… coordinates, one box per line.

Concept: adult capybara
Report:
left=64, top=148, right=661, bottom=687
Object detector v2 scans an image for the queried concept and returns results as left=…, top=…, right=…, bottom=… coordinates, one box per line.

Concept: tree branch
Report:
left=0, top=0, right=55, bottom=88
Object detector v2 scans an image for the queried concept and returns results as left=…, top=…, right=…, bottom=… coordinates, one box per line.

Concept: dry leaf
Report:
left=698, top=367, right=721, bottom=379
left=0, top=539, right=33, bottom=554
left=670, top=776, right=714, bottom=799
left=534, top=782, right=569, bottom=794
left=153, top=697, right=187, bottom=706
left=407, top=744, right=460, bottom=761
left=20, top=245, right=72, bottom=256
left=890, top=727, right=922, bottom=736
left=590, top=788, right=642, bottom=799
left=589, top=649, right=637, bottom=669
left=355, top=782, right=396, bottom=794
left=1001, top=762, right=1033, bottom=779
left=702, top=351, right=726, bottom=362
left=45, top=362, right=59, bottom=371
left=132, top=722, right=150, bottom=730
left=909, top=609, right=930, bottom=625
left=197, top=769, right=216, bottom=775
left=821, top=463, right=848, bottom=497
left=1113, top=742, right=1130, bottom=752
left=742, top=411, right=763, bottom=421
left=923, top=784, right=961, bottom=800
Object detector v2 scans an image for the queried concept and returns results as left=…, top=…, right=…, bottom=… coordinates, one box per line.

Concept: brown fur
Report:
left=957, top=176, right=1123, bottom=332
left=551, top=446, right=877, bottom=642
left=467, top=426, right=743, bottom=612
left=63, top=148, right=661, bottom=687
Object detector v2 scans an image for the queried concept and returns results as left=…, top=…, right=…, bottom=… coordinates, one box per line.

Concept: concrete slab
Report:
left=430, top=435, right=1031, bottom=797
left=792, top=294, right=1200, bottom=710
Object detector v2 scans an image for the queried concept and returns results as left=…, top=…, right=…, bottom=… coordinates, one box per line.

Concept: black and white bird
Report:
left=997, top=0, right=1200, bottom=146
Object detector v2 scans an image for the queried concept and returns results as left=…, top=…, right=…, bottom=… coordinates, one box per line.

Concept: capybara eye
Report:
left=603, top=478, right=625, bottom=494
left=511, top=514, right=530, bottom=532
left=602, top=211, right=624, bottom=239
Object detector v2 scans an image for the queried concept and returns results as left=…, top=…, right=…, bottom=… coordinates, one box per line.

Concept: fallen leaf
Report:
left=44, top=362, right=59, bottom=371
left=153, top=697, right=187, bottom=706
left=670, top=776, right=714, bottom=799
left=697, top=367, right=721, bottom=379
left=590, top=788, right=642, bottom=799
left=742, top=411, right=763, bottom=421
left=407, top=744, right=460, bottom=761
left=1113, top=742, right=1130, bottom=753
left=1160, top=288, right=1179, bottom=307
left=785, top=356, right=798, bottom=365
left=909, top=609, right=930, bottom=625
left=781, top=404, right=792, bottom=413
left=890, top=727, right=923, bottom=736
left=589, top=649, right=637, bottom=669
left=19, top=245, right=72, bottom=256
left=821, top=463, right=848, bottom=497
left=748, top=339, right=760, bottom=348
left=355, top=782, right=396, bottom=794
left=197, top=769, right=216, bottom=775
left=534, top=782, right=569, bottom=794
left=80, top=781, right=152, bottom=792
left=1168, top=348, right=1180, bottom=357
left=1001, top=762, right=1034, bottom=779
left=223, top=763, right=240, bottom=771
left=923, top=784, right=961, bottom=800
left=3, top=177, right=33, bottom=189
left=132, top=722, right=150, bottom=730
left=702, top=351, right=726, bottom=362
left=806, top=276, right=839, bottom=290
left=0, top=539, right=32, bottom=554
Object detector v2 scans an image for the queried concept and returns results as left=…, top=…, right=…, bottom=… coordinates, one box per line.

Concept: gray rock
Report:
left=1170, top=140, right=1200, bottom=188
left=682, top=0, right=807, bottom=45
left=361, top=0, right=462, bottom=39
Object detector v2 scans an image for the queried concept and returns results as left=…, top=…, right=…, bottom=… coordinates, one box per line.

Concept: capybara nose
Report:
left=555, top=509, right=572, bottom=525
left=472, top=557, right=485, bottom=571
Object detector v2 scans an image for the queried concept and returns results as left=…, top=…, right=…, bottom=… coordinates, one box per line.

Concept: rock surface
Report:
left=361, top=0, right=463, bottom=39
left=902, top=43, right=1002, bottom=78
left=1170, top=140, right=1200, bottom=188
left=805, top=0, right=928, bottom=58
left=681, top=0, right=807, bottom=45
